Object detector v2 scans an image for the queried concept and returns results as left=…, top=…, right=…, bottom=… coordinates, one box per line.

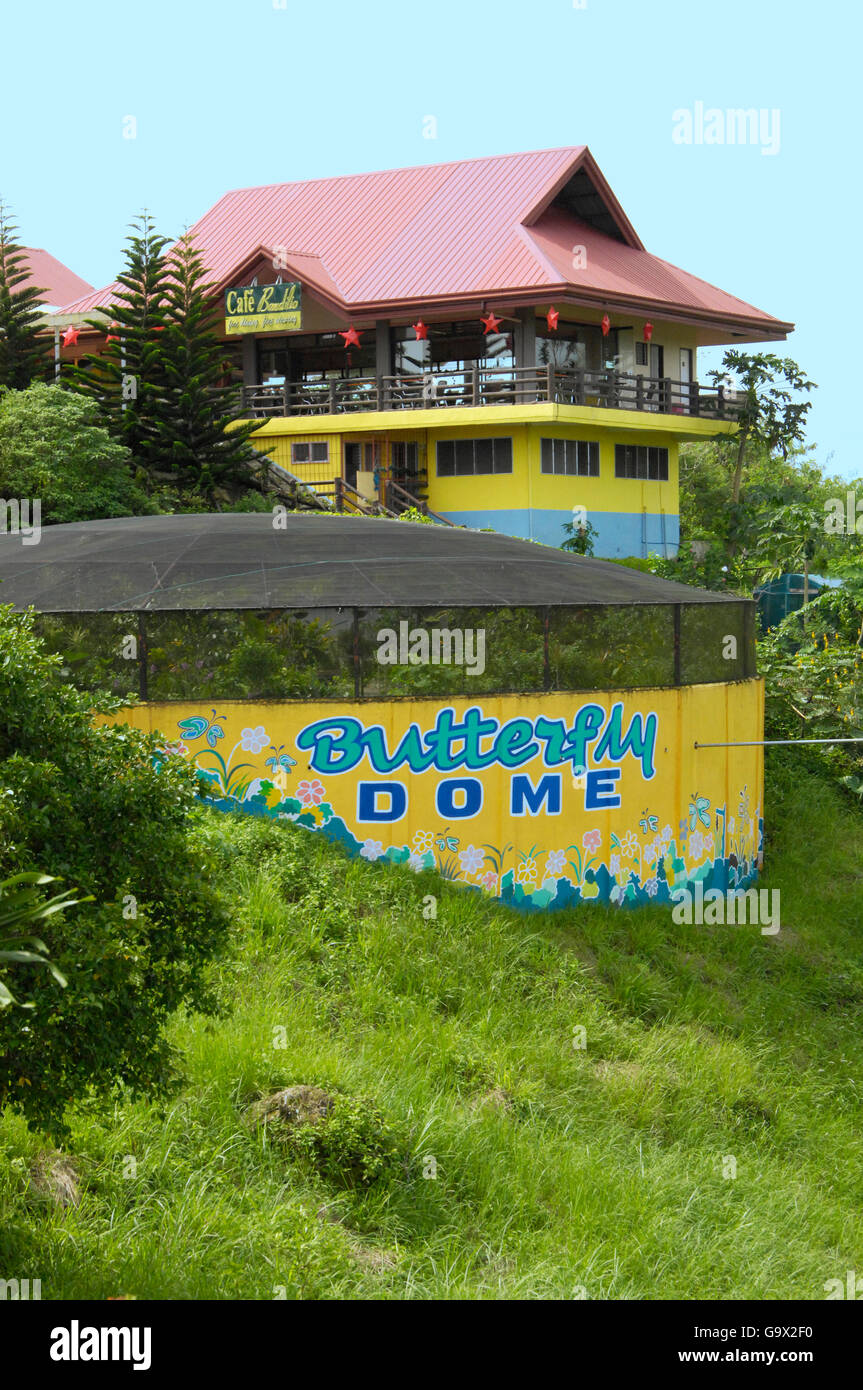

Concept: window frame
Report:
left=291, top=441, right=330, bottom=465
left=436, top=437, right=513, bottom=477
left=540, top=437, right=600, bottom=477
left=614, top=444, right=669, bottom=481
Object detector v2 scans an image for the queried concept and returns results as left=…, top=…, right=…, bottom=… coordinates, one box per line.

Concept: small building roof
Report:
left=55, top=147, right=791, bottom=340
left=19, top=248, right=94, bottom=310
left=0, top=512, right=742, bottom=612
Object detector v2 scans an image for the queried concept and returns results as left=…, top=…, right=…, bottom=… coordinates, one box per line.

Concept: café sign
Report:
left=224, top=282, right=302, bottom=334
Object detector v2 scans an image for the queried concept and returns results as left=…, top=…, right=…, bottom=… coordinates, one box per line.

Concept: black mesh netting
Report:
left=0, top=513, right=741, bottom=612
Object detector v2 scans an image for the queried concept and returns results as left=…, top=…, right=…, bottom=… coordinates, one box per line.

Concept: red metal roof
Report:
left=21, top=249, right=94, bottom=309
left=57, top=146, right=791, bottom=336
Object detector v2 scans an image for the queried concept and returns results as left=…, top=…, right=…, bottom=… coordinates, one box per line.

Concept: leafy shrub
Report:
left=0, top=607, right=230, bottom=1132
left=0, top=383, right=152, bottom=524
left=280, top=1092, right=404, bottom=1189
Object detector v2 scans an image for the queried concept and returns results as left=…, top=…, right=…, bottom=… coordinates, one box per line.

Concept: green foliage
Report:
left=0, top=203, right=50, bottom=389
left=0, top=873, right=84, bottom=1009
left=152, top=232, right=267, bottom=492
left=71, top=212, right=171, bottom=468
left=280, top=1092, right=405, bottom=1189
left=758, top=591, right=863, bottom=784
left=0, top=607, right=230, bottom=1132
left=560, top=516, right=598, bottom=556
left=0, top=383, right=152, bottom=524
left=71, top=219, right=269, bottom=502
left=709, top=350, right=816, bottom=506
left=3, top=762, right=863, bottom=1298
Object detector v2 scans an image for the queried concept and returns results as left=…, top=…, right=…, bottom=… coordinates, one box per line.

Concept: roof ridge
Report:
left=217, top=145, right=584, bottom=198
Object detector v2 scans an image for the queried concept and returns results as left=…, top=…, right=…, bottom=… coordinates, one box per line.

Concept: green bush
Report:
left=282, top=1092, right=405, bottom=1189
left=0, top=606, right=229, bottom=1132
left=0, top=383, right=153, bottom=525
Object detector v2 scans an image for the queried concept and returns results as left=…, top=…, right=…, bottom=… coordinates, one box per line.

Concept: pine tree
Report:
left=153, top=231, right=264, bottom=495
left=0, top=202, right=50, bottom=389
left=72, top=212, right=170, bottom=470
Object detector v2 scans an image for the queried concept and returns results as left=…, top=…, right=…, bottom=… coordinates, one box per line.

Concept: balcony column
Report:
left=241, top=335, right=257, bottom=385
left=514, top=307, right=536, bottom=403
left=376, top=320, right=390, bottom=409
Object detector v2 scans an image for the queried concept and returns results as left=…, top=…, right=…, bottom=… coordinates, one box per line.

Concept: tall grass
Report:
left=1, top=749, right=861, bottom=1299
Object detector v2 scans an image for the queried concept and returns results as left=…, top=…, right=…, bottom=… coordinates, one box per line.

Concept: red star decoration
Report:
left=546, top=306, right=560, bottom=331
left=643, top=321, right=654, bottom=342
left=601, top=313, right=611, bottom=336
left=62, top=325, right=79, bottom=347
left=340, top=326, right=361, bottom=349
left=413, top=320, right=428, bottom=340
left=480, top=312, right=502, bottom=335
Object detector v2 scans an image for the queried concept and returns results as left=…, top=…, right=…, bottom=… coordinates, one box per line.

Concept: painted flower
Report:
left=296, top=778, right=326, bottom=807
left=360, top=839, right=384, bottom=862
left=240, top=725, right=269, bottom=754
left=408, top=851, right=426, bottom=873
left=583, top=829, right=602, bottom=853
left=516, top=860, right=537, bottom=885
left=609, top=852, right=621, bottom=877
left=644, top=877, right=659, bottom=897
left=546, top=849, right=566, bottom=875
left=458, top=844, right=485, bottom=876
left=660, top=824, right=673, bottom=846
left=689, top=829, right=705, bottom=860
left=480, top=871, right=498, bottom=893
left=412, top=830, right=434, bottom=853
left=160, top=740, right=188, bottom=758
left=728, top=816, right=736, bottom=835
left=620, top=831, right=638, bottom=858
left=643, top=838, right=660, bottom=864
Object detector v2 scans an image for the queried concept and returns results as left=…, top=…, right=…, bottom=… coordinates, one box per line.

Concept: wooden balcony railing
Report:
left=241, top=366, right=744, bottom=421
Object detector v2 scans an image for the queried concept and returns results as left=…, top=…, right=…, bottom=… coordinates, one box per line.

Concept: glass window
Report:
left=614, top=445, right=669, bottom=481
left=540, top=438, right=599, bottom=476
left=436, top=438, right=513, bottom=476
left=291, top=442, right=329, bottom=465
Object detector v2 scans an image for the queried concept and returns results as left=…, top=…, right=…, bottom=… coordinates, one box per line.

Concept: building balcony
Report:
left=240, top=365, right=744, bottom=423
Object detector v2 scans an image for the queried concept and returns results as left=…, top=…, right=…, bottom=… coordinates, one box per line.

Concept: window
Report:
left=614, top=445, right=669, bottom=481
left=292, top=441, right=329, bottom=464
left=436, top=437, right=513, bottom=477
left=635, top=342, right=649, bottom=367
left=540, top=438, right=599, bottom=477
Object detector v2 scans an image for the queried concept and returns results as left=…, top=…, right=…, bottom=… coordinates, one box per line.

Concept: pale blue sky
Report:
left=3, top=0, right=859, bottom=474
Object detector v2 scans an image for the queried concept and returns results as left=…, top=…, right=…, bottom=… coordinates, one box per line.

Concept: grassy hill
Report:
left=2, top=750, right=862, bottom=1300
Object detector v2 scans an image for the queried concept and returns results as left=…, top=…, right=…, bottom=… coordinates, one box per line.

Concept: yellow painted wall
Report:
left=258, top=432, right=341, bottom=485
left=101, top=680, right=764, bottom=911
left=426, top=421, right=680, bottom=519
left=247, top=405, right=719, bottom=520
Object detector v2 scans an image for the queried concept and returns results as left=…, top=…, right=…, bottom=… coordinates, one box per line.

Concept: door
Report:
left=345, top=439, right=387, bottom=505
left=649, top=344, right=665, bottom=411
left=344, top=442, right=360, bottom=492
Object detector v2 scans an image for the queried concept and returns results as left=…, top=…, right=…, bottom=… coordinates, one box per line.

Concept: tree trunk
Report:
left=731, top=431, right=747, bottom=505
